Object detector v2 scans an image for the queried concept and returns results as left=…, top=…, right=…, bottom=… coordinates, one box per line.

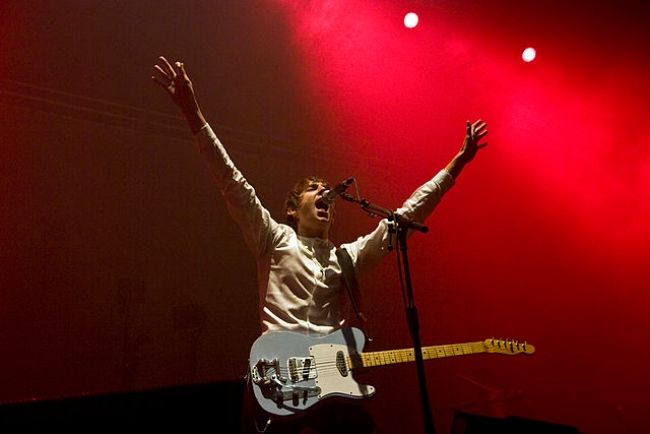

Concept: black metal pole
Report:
left=396, top=224, right=436, bottom=434
left=341, top=192, right=435, bottom=434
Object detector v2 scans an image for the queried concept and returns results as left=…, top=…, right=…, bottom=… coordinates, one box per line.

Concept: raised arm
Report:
left=151, top=56, right=280, bottom=258
left=343, top=119, right=488, bottom=276
left=444, top=119, right=488, bottom=180
left=152, top=56, right=207, bottom=134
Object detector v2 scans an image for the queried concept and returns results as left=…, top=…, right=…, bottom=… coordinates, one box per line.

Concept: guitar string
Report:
left=255, top=347, right=492, bottom=378
left=265, top=354, right=423, bottom=375
left=262, top=344, right=497, bottom=373
left=254, top=342, right=518, bottom=372
left=261, top=349, right=483, bottom=376
left=258, top=345, right=525, bottom=377
left=254, top=344, right=523, bottom=381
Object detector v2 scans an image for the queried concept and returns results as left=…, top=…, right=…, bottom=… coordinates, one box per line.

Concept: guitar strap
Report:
left=336, top=247, right=368, bottom=326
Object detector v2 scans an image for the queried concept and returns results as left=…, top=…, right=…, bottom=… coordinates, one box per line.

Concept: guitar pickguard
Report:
left=310, top=343, right=375, bottom=398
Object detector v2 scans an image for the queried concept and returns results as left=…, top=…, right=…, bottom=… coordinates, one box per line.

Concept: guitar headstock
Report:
left=483, top=337, right=535, bottom=355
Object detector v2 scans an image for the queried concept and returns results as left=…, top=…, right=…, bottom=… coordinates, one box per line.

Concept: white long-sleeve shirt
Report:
left=195, top=124, right=454, bottom=336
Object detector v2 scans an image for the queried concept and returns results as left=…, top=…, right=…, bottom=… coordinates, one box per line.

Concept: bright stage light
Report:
left=404, top=12, right=419, bottom=29
left=522, top=47, right=536, bottom=62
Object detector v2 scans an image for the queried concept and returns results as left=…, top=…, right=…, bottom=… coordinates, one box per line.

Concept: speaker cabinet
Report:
left=452, top=411, right=580, bottom=434
left=0, top=380, right=245, bottom=433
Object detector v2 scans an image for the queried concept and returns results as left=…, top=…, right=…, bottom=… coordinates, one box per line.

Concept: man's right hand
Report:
left=152, top=56, right=206, bottom=134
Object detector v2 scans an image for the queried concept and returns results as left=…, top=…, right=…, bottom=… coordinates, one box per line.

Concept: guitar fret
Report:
left=352, top=341, right=488, bottom=368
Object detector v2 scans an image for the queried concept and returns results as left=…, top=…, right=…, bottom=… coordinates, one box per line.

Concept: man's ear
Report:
left=286, top=207, right=296, bottom=218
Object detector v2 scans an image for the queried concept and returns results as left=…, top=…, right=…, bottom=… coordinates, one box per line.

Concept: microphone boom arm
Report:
left=339, top=193, right=428, bottom=233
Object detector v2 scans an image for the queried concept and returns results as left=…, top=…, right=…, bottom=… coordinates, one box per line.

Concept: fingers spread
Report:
left=158, top=56, right=176, bottom=78
left=151, top=64, right=173, bottom=89
left=473, top=119, right=487, bottom=132
left=153, top=64, right=169, bottom=79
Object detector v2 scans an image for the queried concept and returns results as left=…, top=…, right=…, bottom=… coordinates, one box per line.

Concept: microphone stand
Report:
left=340, top=192, right=436, bottom=434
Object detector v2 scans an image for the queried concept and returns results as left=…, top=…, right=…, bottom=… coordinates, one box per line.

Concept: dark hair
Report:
left=284, top=176, right=330, bottom=229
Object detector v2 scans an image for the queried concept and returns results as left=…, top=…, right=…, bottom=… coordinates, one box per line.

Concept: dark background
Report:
left=1, top=1, right=649, bottom=433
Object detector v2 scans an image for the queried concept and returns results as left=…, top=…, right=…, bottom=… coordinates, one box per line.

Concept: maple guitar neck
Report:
left=350, top=339, right=534, bottom=369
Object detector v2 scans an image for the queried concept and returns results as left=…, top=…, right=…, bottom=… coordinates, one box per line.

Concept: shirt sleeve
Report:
left=341, top=169, right=454, bottom=278
left=194, top=124, right=280, bottom=258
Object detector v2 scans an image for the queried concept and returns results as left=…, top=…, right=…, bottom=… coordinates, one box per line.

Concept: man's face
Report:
left=288, top=181, right=334, bottom=238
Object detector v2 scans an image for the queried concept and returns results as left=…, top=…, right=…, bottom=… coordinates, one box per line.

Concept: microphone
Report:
left=322, top=177, right=354, bottom=205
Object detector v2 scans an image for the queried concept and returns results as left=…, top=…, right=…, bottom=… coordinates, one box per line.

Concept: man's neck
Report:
left=297, top=226, right=329, bottom=240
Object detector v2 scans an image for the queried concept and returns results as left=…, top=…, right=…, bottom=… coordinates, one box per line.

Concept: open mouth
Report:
left=315, top=198, right=329, bottom=212
left=315, top=198, right=331, bottom=220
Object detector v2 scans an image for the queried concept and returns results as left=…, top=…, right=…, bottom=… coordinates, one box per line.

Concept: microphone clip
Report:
left=322, top=177, right=355, bottom=205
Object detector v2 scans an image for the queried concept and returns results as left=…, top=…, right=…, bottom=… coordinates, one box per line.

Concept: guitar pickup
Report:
left=287, top=357, right=317, bottom=383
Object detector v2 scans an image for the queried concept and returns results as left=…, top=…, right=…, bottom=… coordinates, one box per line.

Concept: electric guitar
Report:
left=249, top=327, right=535, bottom=416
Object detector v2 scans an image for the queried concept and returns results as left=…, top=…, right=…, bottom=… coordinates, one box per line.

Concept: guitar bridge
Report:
left=251, top=358, right=286, bottom=385
left=251, top=357, right=321, bottom=406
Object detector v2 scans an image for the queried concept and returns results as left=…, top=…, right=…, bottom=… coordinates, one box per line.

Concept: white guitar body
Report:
left=249, top=327, right=373, bottom=417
